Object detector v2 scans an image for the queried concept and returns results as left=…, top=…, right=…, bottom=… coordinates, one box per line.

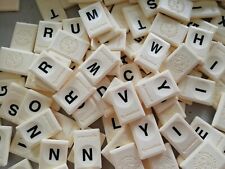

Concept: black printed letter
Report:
left=8, top=104, right=19, bottom=116
left=43, top=27, right=53, bottom=38
left=151, top=41, right=163, bottom=54
left=29, top=100, right=41, bottom=112
left=49, top=148, right=60, bottom=160
left=83, top=148, right=93, bottom=161
left=71, top=23, right=80, bottom=34
left=87, top=62, right=100, bottom=76
left=27, top=125, right=41, bottom=139
left=65, top=91, right=78, bottom=104
left=158, top=80, right=170, bottom=90
left=124, top=70, right=134, bottom=81
left=86, top=9, right=98, bottom=21
left=38, top=61, right=52, bottom=74
left=118, top=90, right=128, bottom=103
left=50, top=9, right=59, bottom=19
left=193, top=33, right=204, bottom=45
left=139, top=123, right=148, bottom=136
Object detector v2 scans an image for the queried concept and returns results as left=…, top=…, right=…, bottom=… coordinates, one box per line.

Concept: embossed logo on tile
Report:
left=14, top=29, right=33, bottom=46
left=59, top=37, right=77, bottom=53
left=160, top=22, right=178, bottom=37
left=118, top=156, right=141, bottom=169
left=168, top=0, right=185, bottom=13
left=193, top=152, right=216, bottom=169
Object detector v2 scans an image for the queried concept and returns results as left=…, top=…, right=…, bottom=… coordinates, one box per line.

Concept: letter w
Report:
left=151, top=41, right=163, bottom=54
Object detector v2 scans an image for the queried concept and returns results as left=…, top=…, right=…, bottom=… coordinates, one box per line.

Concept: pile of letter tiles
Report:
left=2, top=0, right=225, bottom=168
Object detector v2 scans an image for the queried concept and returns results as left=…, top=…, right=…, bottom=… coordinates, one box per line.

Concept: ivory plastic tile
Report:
left=53, top=164, right=68, bottom=169
left=74, top=129, right=101, bottom=169
left=221, top=70, right=225, bottom=85
left=155, top=100, right=186, bottom=125
left=180, top=142, right=225, bottom=169
left=123, top=33, right=146, bottom=59
left=123, top=5, right=151, bottom=38
left=106, top=81, right=145, bottom=125
left=111, top=2, right=129, bottom=31
left=0, top=126, right=12, bottom=166
left=158, top=0, right=193, bottom=22
left=135, top=33, right=170, bottom=73
left=0, top=0, right=20, bottom=11
left=191, top=117, right=225, bottom=149
left=217, top=137, right=225, bottom=156
left=53, top=112, right=80, bottom=147
left=130, top=114, right=165, bottom=160
left=101, top=127, right=133, bottom=164
left=187, top=19, right=218, bottom=34
left=143, top=143, right=179, bottom=169
left=212, top=81, right=225, bottom=109
left=211, top=8, right=225, bottom=45
left=150, top=13, right=188, bottom=46
left=138, top=0, right=159, bottom=18
left=163, top=44, right=201, bottom=82
left=136, top=70, right=180, bottom=108
left=104, top=29, right=126, bottom=51
left=29, top=51, right=73, bottom=91
left=26, top=52, right=70, bottom=92
left=47, top=51, right=72, bottom=67
left=79, top=2, right=112, bottom=38
left=79, top=44, right=120, bottom=85
left=191, top=0, right=221, bottom=19
left=94, top=77, right=114, bottom=116
left=0, top=73, right=25, bottom=104
left=0, top=47, right=35, bottom=76
left=185, top=26, right=213, bottom=59
left=62, top=17, right=89, bottom=42
left=110, top=143, right=145, bottom=169
left=39, top=139, right=69, bottom=169
left=102, top=78, right=124, bottom=105
left=16, top=108, right=62, bottom=148
left=160, top=114, right=202, bottom=158
left=103, top=0, right=126, bottom=6
left=72, top=95, right=104, bottom=129
left=35, top=0, right=67, bottom=21
left=97, top=7, right=121, bottom=44
left=49, top=30, right=89, bottom=64
left=153, top=97, right=177, bottom=113
left=212, top=93, right=225, bottom=132
left=16, top=89, right=52, bottom=123
left=34, top=21, right=62, bottom=53
left=68, top=130, right=105, bottom=164
left=178, top=75, right=215, bottom=105
left=102, top=113, right=123, bottom=143
left=200, top=42, right=225, bottom=81
left=25, top=72, right=54, bottom=93
left=119, top=63, right=142, bottom=83
left=10, top=132, right=40, bottom=163
left=53, top=72, right=96, bottom=115
left=10, top=22, right=38, bottom=52
left=0, top=83, right=28, bottom=124
left=8, top=159, right=33, bottom=169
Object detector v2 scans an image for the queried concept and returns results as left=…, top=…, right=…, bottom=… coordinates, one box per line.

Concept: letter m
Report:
left=86, top=9, right=98, bottom=21
left=86, top=62, right=100, bottom=76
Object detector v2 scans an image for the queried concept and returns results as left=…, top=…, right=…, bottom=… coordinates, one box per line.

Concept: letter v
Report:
left=118, top=90, right=128, bottom=103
